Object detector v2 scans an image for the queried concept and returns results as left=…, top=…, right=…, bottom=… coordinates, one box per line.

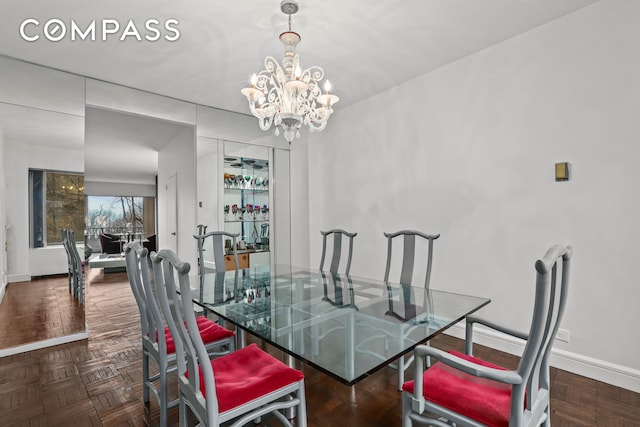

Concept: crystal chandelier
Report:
left=241, top=0, right=339, bottom=144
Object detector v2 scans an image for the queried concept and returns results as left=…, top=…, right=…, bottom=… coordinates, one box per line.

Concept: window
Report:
left=87, top=195, right=145, bottom=235
left=29, top=169, right=85, bottom=248
left=86, top=195, right=156, bottom=252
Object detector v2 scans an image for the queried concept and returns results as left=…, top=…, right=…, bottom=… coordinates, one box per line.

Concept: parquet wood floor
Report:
left=0, top=275, right=84, bottom=348
left=1, top=267, right=639, bottom=426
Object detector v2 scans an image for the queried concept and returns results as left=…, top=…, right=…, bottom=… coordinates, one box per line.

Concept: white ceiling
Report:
left=0, top=0, right=600, bottom=184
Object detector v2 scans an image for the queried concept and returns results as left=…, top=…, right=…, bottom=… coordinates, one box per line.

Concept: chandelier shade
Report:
left=241, top=0, right=339, bottom=144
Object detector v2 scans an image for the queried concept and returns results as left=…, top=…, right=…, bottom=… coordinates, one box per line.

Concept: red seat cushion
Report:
left=198, top=343, right=304, bottom=413
left=164, top=316, right=234, bottom=354
left=402, top=350, right=512, bottom=427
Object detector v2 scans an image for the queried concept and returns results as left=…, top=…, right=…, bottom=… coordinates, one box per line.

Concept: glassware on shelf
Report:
left=223, top=172, right=270, bottom=191
left=223, top=155, right=270, bottom=262
left=224, top=203, right=269, bottom=222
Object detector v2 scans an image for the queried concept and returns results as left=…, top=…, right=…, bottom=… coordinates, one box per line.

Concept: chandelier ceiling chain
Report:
left=241, top=0, right=339, bottom=144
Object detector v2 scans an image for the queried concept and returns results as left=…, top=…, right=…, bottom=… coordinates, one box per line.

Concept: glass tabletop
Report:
left=190, top=265, right=490, bottom=385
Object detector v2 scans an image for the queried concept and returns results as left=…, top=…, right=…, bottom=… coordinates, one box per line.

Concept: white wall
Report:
left=158, top=126, right=198, bottom=269
left=84, top=181, right=156, bottom=198
left=289, top=139, right=310, bottom=268
left=4, top=142, right=84, bottom=278
left=0, top=57, right=85, bottom=117
left=0, top=127, right=6, bottom=301
left=196, top=136, right=221, bottom=231
left=309, top=0, right=640, bottom=391
left=0, top=58, right=85, bottom=281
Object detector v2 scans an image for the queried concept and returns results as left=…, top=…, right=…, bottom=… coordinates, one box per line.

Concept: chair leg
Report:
left=142, top=352, right=150, bottom=403
left=297, top=383, right=308, bottom=427
left=398, top=354, right=406, bottom=391
left=159, top=366, right=168, bottom=427
left=179, top=396, right=188, bottom=427
left=544, top=408, right=551, bottom=427
left=78, top=275, right=84, bottom=304
left=402, top=392, right=413, bottom=427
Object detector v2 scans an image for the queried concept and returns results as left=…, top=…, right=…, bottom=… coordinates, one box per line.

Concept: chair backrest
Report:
left=511, top=244, right=572, bottom=424
left=193, top=231, right=239, bottom=276
left=124, top=241, right=167, bottom=353
left=383, top=230, right=440, bottom=288
left=151, top=249, right=219, bottom=424
left=66, top=230, right=82, bottom=266
left=61, top=228, right=72, bottom=269
left=61, top=229, right=74, bottom=292
left=63, top=229, right=84, bottom=303
left=319, top=229, right=357, bottom=275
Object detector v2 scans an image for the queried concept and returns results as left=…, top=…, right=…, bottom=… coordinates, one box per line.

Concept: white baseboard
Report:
left=0, top=324, right=89, bottom=358
left=0, top=281, right=5, bottom=305
left=7, top=273, right=31, bottom=283
left=446, top=323, right=640, bottom=394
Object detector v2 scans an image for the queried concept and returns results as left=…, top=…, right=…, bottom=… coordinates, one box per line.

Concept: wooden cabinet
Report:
left=224, top=254, right=249, bottom=271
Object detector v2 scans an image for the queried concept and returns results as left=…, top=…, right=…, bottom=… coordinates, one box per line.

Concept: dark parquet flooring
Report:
left=0, top=275, right=85, bottom=348
left=1, top=267, right=639, bottom=426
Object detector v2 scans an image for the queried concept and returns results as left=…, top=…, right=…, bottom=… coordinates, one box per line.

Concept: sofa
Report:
left=99, top=232, right=123, bottom=254
left=143, top=235, right=157, bottom=253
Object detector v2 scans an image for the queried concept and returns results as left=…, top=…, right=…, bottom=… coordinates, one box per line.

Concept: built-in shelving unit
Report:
left=223, top=156, right=270, bottom=269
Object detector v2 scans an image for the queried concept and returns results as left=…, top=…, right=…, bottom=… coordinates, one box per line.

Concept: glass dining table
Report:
left=191, top=264, right=490, bottom=386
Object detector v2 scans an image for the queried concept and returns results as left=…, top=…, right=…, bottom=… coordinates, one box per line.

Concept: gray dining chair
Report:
left=61, top=228, right=85, bottom=304
left=196, top=224, right=208, bottom=235
left=383, top=230, right=440, bottom=288
left=69, top=230, right=85, bottom=304
left=402, top=244, right=572, bottom=427
left=311, top=230, right=359, bottom=354
left=150, top=248, right=308, bottom=427
left=61, top=229, right=73, bottom=294
left=319, top=229, right=357, bottom=275
left=193, top=230, right=240, bottom=276
left=384, top=230, right=440, bottom=390
left=124, top=242, right=235, bottom=427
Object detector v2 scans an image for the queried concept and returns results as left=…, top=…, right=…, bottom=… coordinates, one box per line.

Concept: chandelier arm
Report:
left=307, top=117, right=329, bottom=132
left=299, top=65, right=324, bottom=84
left=308, top=108, right=332, bottom=124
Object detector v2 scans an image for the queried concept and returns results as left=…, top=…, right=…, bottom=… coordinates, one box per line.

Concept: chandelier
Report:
left=241, top=0, right=339, bottom=144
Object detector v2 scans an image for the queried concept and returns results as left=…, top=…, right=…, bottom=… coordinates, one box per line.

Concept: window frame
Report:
left=29, top=168, right=85, bottom=248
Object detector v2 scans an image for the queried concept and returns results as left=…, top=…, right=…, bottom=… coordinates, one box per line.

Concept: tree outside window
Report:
left=87, top=196, right=144, bottom=235
left=29, top=169, right=85, bottom=247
